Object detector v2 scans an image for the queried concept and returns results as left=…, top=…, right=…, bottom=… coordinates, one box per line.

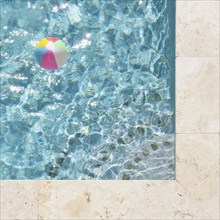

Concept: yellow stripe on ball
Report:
left=36, top=38, right=48, bottom=48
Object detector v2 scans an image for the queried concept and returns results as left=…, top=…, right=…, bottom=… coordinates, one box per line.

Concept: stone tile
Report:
left=176, top=57, right=219, bottom=133
left=38, top=180, right=212, bottom=219
left=0, top=181, right=38, bottom=219
left=176, top=134, right=220, bottom=219
left=1, top=1, right=220, bottom=220
left=176, top=0, right=219, bottom=57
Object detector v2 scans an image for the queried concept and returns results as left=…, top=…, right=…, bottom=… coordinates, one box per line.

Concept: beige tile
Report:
left=1, top=2, right=220, bottom=220
left=176, top=57, right=219, bottom=133
left=176, top=134, right=220, bottom=219
left=0, top=181, right=38, bottom=219
left=176, top=0, right=219, bottom=57
left=38, top=180, right=213, bottom=219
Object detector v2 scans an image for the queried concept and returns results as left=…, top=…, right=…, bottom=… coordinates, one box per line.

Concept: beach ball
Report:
left=34, top=37, right=68, bottom=70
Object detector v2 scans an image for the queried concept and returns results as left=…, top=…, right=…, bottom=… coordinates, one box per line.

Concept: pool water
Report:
left=0, top=0, right=175, bottom=180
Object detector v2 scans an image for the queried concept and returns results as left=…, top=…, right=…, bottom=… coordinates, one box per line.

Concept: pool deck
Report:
left=1, top=1, right=219, bottom=219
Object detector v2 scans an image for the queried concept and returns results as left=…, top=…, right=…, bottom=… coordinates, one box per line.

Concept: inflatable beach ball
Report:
left=34, top=37, right=68, bottom=70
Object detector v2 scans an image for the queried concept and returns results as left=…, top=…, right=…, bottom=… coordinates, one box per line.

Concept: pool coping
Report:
left=1, top=1, right=219, bottom=219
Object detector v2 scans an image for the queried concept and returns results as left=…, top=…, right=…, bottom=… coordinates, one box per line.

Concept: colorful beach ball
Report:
left=34, top=37, right=68, bottom=70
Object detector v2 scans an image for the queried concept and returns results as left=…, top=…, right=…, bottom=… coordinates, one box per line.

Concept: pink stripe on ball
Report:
left=41, top=50, right=58, bottom=70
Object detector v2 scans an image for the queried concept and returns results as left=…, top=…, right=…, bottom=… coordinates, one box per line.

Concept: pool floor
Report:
left=0, top=0, right=175, bottom=180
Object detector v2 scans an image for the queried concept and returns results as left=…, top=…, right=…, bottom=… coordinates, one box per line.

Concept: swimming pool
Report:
left=0, top=0, right=175, bottom=180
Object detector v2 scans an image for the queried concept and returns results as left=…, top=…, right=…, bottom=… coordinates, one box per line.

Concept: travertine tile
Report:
left=0, top=181, right=38, bottom=219
left=176, top=134, right=220, bottom=219
left=176, top=57, right=219, bottom=133
left=1, top=1, right=220, bottom=220
left=38, top=180, right=212, bottom=219
left=176, top=0, right=219, bottom=57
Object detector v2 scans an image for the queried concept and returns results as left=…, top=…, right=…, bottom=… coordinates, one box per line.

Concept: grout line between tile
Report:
left=176, top=132, right=220, bottom=134
left=176, top=56, right=220, bottom=58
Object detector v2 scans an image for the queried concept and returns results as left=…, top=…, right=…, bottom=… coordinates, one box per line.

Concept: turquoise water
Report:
left=0, top=0, right=175, bottom=180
